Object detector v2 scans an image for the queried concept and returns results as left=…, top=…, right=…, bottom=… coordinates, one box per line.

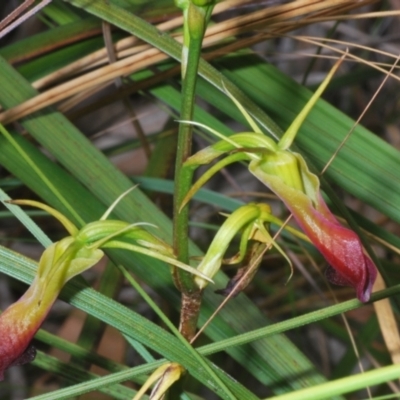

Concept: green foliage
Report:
left=0, top=1, right=398, bottom=399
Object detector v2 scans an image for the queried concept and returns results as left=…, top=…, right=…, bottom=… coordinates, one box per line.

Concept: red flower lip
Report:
left=0, top=236, right=103, bottom=380
left=250, top=155, right=377, bottom=302
left=293, top=192, right=377, bottom=302
left=0, top=281, right=45, bottom=381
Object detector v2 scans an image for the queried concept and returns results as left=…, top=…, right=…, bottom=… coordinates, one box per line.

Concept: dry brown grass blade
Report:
left=0, top=0, right=53, bottom=40
left=290, top=35, right=400, bottom=82
left=0, top=0, right=36, bottom=32
left=200, top=4, right=382, bottom=69
left=204, top=0, right=378, bottom=40
left=373, top=274, right=400, bottom=366
left=0, top=47, right=168, bottom=124
left=0, top=0, right=380, bottom=124
left=31, top=0, right=254, bottom=91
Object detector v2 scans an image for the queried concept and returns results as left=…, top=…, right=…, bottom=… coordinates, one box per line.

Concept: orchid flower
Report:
left=0, top=193, right=211, bottom=380
left=180, top=58, right=377, bottom=302
left=193, top=203, right=308, bottom=293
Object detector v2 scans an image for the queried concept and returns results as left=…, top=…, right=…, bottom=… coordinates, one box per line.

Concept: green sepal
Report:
left=8, top=199, right=78, bottom=236
left=249, top=151, right=321, bottom=207
left=37, top=237, right=103, bottom=293
left=255, top=150, right=305, bottom=192
left=194, top=203, right=272, bottom=289
left=279, top=56, right=344, bottom=150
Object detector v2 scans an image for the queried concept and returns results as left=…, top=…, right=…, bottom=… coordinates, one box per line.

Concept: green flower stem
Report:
left=173, top=3, right=213, bottom=341
left=173, top=35, right=204, bottom=265
left=173, top=39, right=202, bottom=340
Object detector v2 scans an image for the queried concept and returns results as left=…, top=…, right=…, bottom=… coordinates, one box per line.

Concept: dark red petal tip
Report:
left=325, top=254, right=377, bottom=303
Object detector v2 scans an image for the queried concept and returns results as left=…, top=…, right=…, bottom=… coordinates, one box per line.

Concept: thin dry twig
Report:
left=321, top=54, right=400, bottom=175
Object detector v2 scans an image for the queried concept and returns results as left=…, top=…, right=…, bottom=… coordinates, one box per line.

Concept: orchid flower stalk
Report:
left=180, top=57, right=377, bottom=302
left=0, top=193, right=211, bottom=380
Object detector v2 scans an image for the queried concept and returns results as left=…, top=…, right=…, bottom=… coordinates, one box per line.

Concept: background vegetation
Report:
left=1, top=0, right=400, bottom=399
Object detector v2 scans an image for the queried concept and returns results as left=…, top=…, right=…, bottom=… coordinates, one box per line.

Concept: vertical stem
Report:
left=173, top=34, right=203, bottom=341
left=179, top=290, right=203, bottom=341
left=173, top=1, right=215, bottom=340
left=173, top=33, right=202, bottom=266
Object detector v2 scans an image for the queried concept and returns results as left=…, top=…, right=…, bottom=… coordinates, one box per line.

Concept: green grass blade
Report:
left=0, top=58, right=331, bottom=393
left=30, top=351, right=137, bottom=399
left=0, top=244, right=257, bottom=400
left=266, top=362, right=400, bottom=400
